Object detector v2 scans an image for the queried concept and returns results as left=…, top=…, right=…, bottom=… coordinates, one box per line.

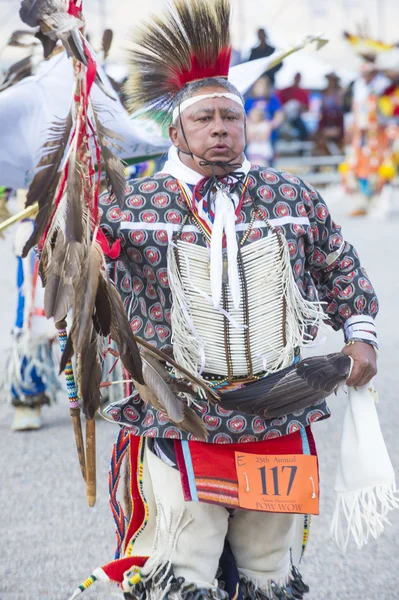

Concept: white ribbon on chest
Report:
left=210, top=186, right=241, bottom=310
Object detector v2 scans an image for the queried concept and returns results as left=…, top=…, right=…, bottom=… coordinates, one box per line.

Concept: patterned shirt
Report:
left=99, top=166, right=378, bottom=443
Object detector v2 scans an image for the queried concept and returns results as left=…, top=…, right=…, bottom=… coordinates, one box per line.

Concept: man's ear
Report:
left=169, top=125, right=179, bottom=147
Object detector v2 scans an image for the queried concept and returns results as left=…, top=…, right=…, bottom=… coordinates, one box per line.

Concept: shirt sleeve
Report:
left=300, top=180, right=379, bottom=347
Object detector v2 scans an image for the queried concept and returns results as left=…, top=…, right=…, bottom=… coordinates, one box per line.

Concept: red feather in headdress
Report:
left=171, top=46, right=232, bottom=89
left=125, top=0, right=232, bottom=119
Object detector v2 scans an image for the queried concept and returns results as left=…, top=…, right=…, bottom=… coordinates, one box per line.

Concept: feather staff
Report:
left=17, top=0, right=109, bottom=505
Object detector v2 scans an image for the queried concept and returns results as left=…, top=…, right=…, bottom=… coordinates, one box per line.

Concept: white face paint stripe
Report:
left=172, top=92, right=244, bottom=122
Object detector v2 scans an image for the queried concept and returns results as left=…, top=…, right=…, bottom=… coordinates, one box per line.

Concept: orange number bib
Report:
left=235, top=452, right=319, bottom=515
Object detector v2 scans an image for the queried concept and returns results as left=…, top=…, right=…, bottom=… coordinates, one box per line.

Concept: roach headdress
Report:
left=125, top=0, right=232, bottom=118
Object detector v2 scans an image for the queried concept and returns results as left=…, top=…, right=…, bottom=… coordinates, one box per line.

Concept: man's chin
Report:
left=206, top=152, right=233, bottom=163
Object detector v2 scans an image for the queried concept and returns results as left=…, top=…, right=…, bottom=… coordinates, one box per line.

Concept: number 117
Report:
left=258, top=465, right=297, bottom=496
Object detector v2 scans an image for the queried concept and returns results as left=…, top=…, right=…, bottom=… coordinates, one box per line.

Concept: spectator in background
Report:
left=245, top=76, right=285, bottom=164
left=249, top=28, right=282, bottom=86
left=246, top=107, right=273, bottom=166
left=317, top=72, right=345, bottom=152
left=278, top=72, right=309, bottom=142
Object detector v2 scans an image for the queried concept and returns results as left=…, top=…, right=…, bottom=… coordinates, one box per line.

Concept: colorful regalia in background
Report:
left=340, top=30, right=399, bottom=216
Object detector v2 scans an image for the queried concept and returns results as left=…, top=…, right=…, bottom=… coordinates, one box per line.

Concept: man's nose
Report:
left=211, top=115, right=228, bottom=136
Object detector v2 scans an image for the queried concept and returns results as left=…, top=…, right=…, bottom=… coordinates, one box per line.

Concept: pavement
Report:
left=0, top=191, right=398, bottom=600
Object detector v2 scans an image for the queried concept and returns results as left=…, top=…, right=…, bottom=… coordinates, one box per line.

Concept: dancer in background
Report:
left=6, top=192, right=59, bottom=430
left=341, top=31, right=397, bottom=216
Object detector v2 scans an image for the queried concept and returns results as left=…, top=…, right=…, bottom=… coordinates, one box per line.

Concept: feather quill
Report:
left=93, top=274, right=112, bottom=337
left=43, top=231, right=85, bottom=322
left=65, top=150, right=83, bottom=244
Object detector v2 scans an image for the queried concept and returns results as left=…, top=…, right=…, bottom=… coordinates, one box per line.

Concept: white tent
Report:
left=0, top=51, right=170, bottom=189
left=275, top=51, right=357, bottom=90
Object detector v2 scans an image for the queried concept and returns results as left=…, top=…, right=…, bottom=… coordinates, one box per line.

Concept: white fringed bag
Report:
left=331, top=384, right=399, bottom=552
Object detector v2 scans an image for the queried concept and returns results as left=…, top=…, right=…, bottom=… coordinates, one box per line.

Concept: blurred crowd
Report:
left=238, top=27, right=349, bottom=166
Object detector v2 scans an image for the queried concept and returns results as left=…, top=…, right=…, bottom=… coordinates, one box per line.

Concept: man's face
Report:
left=258, top=29, right=266, bottom=44
left=169, top=86, right=246, bottom=177
left=252, top=77, right=270, bottom=98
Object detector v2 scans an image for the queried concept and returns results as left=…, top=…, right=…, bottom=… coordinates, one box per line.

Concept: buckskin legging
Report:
left=124, top=442, right=304, bottom=596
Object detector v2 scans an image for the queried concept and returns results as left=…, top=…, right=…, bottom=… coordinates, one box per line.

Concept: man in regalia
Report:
left=95, top=1, right=378, bottom=598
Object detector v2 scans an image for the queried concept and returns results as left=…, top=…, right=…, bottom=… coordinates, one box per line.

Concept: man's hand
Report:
left=341, top=341, right=377, bottom=387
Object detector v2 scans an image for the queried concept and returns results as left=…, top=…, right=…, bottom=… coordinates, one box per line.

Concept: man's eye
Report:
left=198, top=116, right=210, bottom=122
left=227, top=116, right=237, bottom=121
